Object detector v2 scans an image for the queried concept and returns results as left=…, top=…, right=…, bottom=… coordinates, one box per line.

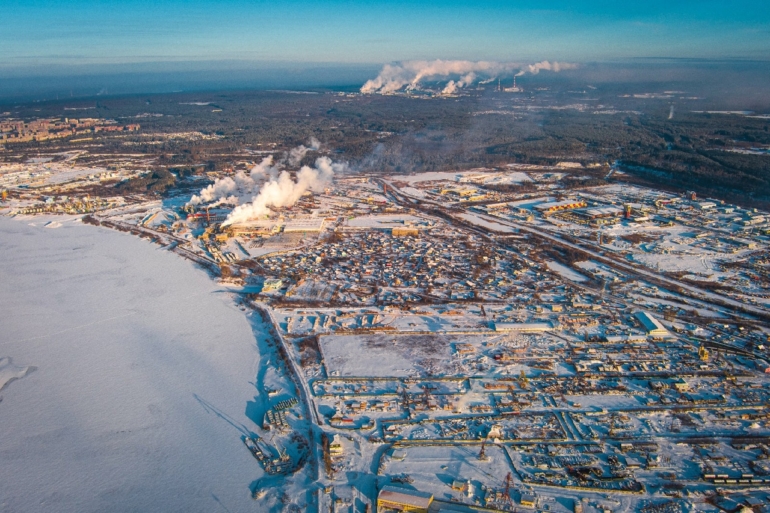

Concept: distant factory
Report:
left=498, top=76, right=523, bottom=93
left=534, top=199, right=588, bottom=213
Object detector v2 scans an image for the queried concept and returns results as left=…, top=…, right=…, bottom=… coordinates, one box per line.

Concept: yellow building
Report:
left=262, top=279, right=284, bottom=293
left=634, top=311, right=670, bottom=338
left=392, top=227, right=419, bottom=237
left=520, top=493, right=537, bottom=508
left=329, top=435, right=343, bottom=457
left=377, top=486, right=433, bottom=512
left=534, top=200, right=588, bottom=213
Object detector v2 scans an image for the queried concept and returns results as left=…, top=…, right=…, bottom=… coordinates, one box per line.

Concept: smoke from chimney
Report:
left=361, top=59, right=578, bottom=94
left=514, top=60, right=578, bottom=77
left=188, top=156, right=280, bottom=206
left=188, top=137, right=324, bottom=208
left=222, top=156, right=346, bottom=226
left=286, top=136, right=321, bottom=166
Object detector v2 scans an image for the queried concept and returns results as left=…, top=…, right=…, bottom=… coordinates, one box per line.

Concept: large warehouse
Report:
left=634, top=311, right=670, bottom=338
left=377, top=486, right=434, bottom=512
left=534, top=199, right=587, bottom=213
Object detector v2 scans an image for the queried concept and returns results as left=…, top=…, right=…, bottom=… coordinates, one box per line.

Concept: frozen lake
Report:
left=0, top=217, right=265, bottom=512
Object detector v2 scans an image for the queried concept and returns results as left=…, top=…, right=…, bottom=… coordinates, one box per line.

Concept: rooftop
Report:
left=378, top=486, right=434, bottom=509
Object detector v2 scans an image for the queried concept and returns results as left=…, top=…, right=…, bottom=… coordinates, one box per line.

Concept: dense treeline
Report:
left=116, top=168, right=177, bottom=194
left=9, top=89, right=770, bottom=202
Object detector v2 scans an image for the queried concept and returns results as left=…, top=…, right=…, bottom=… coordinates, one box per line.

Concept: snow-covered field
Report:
left=321, top=333, right=462, bottom=377
left=457, top=212, right=516, bottom=233
left=0, top=217, right=266, bottom=512
left=392, top=169, right=532, bottom=185
left=345, top=214, right=426, bottom=229
left=546, top=260, right=588, bottom=283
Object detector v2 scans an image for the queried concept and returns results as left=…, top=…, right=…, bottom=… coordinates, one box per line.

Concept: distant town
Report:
left=0, top=117, right=139, bottom=144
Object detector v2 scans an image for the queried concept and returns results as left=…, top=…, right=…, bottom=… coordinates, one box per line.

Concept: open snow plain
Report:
left=0, top=217, right=266, bottom=512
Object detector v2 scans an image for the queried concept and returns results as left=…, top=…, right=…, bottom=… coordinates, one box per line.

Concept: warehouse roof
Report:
left=378, top=486, right=433, bottom=509
left=494, top=322, right=553, bottom=332
left=634, top=311, right=669, bottom=336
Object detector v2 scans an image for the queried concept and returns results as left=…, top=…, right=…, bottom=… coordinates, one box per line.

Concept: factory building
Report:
left=697, top=201, right=717, bottom=210
left=187, top=210, right=230, bottom=223
left=634, top=311, right=670, bottom=338
left=283, top=218, right=325, bottom=232
left=520, top=493, right=537, bottom=508
left=262, top=279, right=284, bottom=293
left=392, top=227, right=419, bottom=237
left=583, top=206, right=623, bottom=219
left=534, top=199, right=588, bottom=213
left=377, top=486, right=433, bottom=512
left=493, top=322, right=553, bottom=333
left=227, top=220, right=279, bottom=237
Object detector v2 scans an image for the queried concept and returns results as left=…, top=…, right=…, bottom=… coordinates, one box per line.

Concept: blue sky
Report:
left=2, top=0, right=769, bottom=70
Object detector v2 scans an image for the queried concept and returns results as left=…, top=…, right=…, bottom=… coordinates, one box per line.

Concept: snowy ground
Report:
left=345, top=214, right=427, bottom=229
left=546, top=260, right=589, bottom=283
left=381, top=444, right=517, bottom=503
left=0, top=217, right=271, bottom=512
left=391, top=169, right=532, bottom=185
left=458, top=212, right=517, bottom=233
left=321, top=333, right=457, bottom=377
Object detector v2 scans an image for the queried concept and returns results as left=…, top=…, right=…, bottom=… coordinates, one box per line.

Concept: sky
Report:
left=2, top=0, right=769, bottom=71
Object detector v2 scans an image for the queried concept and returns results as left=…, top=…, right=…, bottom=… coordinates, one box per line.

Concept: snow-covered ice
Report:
left=0, top=217, right=266, bottom=512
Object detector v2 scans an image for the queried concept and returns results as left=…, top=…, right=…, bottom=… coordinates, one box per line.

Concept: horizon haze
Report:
left=2, top=1, right=770, bottom=101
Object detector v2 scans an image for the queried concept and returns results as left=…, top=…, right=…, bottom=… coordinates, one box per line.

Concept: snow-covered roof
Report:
left=634, top=311, right=669, bottom=336
left=377, top=486, right=433, bottom=508
left=494, top=322, right=553, bottom=332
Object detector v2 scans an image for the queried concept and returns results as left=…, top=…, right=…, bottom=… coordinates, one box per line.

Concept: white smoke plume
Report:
left=188, top=156, right=280, bottom=206
left=222, top=156, right=347, bottom=226
left=442, top=72, right=477, bottom=95
left=286, top=136, right=321, bottom=166
left=515, top=60, right=579, bottom=77
left=362, top=60, right=507, bottom=94
left=361, top=59, right=578, bottom=94
left=188, top=137, right=322, bottom=207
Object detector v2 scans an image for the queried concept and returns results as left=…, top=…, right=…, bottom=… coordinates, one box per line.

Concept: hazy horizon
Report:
left=3, top=1, right=769, bottom=103
left=2, top=58, right=770, bottom=110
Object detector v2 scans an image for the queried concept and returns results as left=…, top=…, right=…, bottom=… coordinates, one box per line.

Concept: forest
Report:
left=3, top=87, right=770, bottom=203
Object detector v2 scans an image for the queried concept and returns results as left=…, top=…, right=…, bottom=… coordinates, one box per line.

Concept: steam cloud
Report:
left=187, top=138, right=346, bottom=225
left=223, top=156, right=346, bottom=226
left=286, top=136, right=321, bottom=166
left=361, top=59, right=578, bottom=94
left=515, top=60, right=578, bottom=77
left=188, top=137, right=325, bottom=209
left=188, top=156, right=280, bottom=206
